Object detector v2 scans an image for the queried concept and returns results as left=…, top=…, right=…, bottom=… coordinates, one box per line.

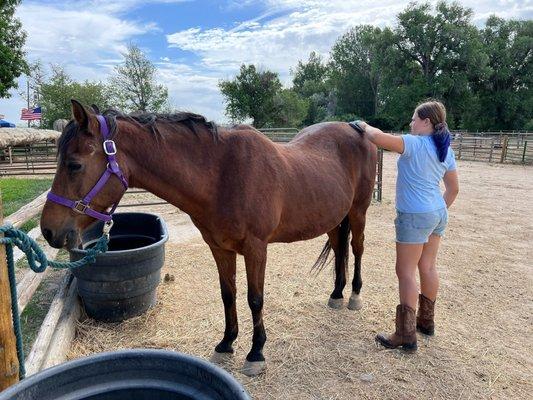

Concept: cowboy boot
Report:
left=376, top=304, right=417, bottom=352
left=417, top=294, right=435, bottom=335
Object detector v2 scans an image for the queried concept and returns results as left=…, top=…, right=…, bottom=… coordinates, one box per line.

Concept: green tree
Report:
left=0, top=0, right=28, bottom=98
left=329, top=25, right=389, bottom=119
left=108, top=44, right=169, bottom=112
left=292, top=52, right=329, bottom=98
left=270, top=89, right=309, bottom=128
left=219, top=64, right=282, bottom=127
left=466, top=17, right=532, bottom=130
left=39, top=65, right=110, bottom=128
left=291, top=52, right=331, bottom=125
left=391, top=1, right=488, bottom=127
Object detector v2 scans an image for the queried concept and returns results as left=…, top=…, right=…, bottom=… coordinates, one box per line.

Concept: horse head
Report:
left=41, top=100, right=128, bottom=249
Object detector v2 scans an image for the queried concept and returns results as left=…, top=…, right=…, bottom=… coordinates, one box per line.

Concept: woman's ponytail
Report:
left=432, top=122, right=451, bottom=162
left=415, top=101, right=451, bottom=162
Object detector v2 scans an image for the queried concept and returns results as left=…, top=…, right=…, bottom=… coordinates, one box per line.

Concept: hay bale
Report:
left=0, top=128, right=60, bottom=148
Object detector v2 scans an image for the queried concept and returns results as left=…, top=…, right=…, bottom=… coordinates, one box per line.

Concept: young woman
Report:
left=354, top=100, right=459, bottom=352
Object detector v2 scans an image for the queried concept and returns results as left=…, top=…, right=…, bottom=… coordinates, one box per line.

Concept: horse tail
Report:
left=311, top=215, right=351, bottom=274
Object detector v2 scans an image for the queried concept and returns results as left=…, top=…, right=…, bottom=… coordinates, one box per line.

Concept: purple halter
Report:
left=47, top=115, right=128, bottom=224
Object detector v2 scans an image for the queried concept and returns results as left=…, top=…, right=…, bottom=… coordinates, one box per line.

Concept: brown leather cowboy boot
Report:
left=417, top=294, right=435, bottom=335
left=376, top=304, right=417, bottom=352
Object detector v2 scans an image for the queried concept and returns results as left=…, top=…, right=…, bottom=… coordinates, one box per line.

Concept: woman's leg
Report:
left=376, top=242, right=423, bottom=351
left=396, top=242, right=424, bottom=309
left=416, top=234, right=441, bottom=335
left=418, top=234, right=441, bottom=301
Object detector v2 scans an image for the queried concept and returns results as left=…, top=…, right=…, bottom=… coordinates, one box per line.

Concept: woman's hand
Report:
left=358, top=121, right=369, bottom=132
left=355, top=121, right=375, bottom=140
left=351, top=120, right=375, bottom=140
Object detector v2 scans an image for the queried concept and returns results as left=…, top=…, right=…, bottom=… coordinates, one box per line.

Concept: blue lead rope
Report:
left=0, top=225, right=109, bottom=379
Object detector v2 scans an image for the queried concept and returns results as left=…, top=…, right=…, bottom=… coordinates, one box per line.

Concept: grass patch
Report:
left=19, top=215, right=40, bottom=233
left=0, top=178, right=52, bottom=217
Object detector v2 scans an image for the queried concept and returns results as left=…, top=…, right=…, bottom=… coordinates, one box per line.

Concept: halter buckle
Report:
left=103, top=140, right=117, bottom=155
left=73, top=201, right=89, bottom=214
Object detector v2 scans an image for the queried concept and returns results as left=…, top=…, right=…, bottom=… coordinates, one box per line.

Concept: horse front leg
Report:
left=209, top=246, right=238, bottom=364
left=242, top=239, right=268, bottom=376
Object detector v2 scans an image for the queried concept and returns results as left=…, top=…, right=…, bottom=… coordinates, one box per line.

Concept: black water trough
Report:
left=69, top=212, right=168, bottom=322
left=0, top=349, right=251, bottom=400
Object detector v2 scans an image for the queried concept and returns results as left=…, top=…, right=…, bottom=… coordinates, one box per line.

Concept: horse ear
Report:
left=91, top=104, right=100, bottom=114
left=71, top=99, right=88, bottom=127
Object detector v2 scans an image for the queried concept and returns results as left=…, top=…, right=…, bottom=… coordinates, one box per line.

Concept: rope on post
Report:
left=0, top=225, right=108, bottom=379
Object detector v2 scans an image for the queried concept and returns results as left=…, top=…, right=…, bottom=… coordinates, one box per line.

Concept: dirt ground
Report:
left=69, top=152, right=532, bottom=399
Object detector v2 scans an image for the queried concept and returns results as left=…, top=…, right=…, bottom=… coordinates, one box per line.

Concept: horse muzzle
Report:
left=42, top=227, right=80, bottom=250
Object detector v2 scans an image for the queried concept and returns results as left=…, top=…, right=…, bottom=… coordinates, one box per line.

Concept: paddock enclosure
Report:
left=61, top=152, right=532, bottom=399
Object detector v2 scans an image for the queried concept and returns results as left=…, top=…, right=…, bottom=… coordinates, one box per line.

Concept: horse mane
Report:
left=57, top=109, right=218, bottom=157
left=104, top=109, right=218, bottom=140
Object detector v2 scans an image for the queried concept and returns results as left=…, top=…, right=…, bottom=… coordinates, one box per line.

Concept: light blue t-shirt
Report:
left=396, top=134, right=456, bottom=213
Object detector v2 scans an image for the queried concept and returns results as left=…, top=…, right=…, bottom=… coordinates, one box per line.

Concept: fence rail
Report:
left=451, top=135, right=532, bottom=164
left=1, top=141, right=57, bottom=176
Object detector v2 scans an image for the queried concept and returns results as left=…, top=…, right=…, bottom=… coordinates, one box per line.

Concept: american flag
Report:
left=21, top=106, right=42, bottom=121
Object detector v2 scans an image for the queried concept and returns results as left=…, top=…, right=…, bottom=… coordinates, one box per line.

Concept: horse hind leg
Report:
left=347, top=210, right=367, bottom=311
left=327, top=216, right=350, bottom=309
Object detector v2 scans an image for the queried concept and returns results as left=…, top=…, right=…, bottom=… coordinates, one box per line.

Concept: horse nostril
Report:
left=42, top=228, right=53, bottom=243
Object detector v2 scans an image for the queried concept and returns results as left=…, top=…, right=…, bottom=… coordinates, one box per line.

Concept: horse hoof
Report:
left=347, top=294, right=363, bottom=310
left=328, top=297, right=344, bottom=309
left=242, top=360, right=266, bottom=376
left=210, top=351, right=233, bottom=365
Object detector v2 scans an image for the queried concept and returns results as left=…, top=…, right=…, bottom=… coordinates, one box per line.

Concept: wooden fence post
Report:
left=500, top=135, right=509, bottom=164
left=0, top=192, right=20, bottom=390
left=458, top=135, right=463, bottom=159
left=523, top=141, right=528, bottom=164
left=489, top=138, right=494, bottom=163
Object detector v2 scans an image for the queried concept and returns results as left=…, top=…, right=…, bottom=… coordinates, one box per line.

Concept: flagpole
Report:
left=26, top=80, right=30, bottom=128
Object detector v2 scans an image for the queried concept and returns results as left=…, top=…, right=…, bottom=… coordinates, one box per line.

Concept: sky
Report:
left=0, top=0, right=531, bottom=125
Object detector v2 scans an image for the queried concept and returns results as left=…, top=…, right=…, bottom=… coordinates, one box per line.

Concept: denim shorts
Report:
left=395, top=208, right=448, bottom=244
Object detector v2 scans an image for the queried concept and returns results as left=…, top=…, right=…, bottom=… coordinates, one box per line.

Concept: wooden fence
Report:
left=451, top=134, right=533, bottom=164
left=0, top=141, right=57, bottom=176
left=1, top=190, right=80, bottom=380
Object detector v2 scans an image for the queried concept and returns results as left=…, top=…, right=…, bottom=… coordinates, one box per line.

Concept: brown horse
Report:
left=40, top=100, right=377, bottom=376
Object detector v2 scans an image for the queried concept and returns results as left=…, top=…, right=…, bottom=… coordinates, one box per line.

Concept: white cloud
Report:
left=156, top=63, right=225, bottom=121
left=167, top=1, right=405, bottom=84
left=17, top=3, right=154, bottom=66
left=26, top=0, right=193, bottom=15
left=468, top=0, right=533, bottom=23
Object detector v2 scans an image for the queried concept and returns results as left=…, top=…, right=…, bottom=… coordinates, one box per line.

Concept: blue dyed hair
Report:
left=416, top=101, right=450, bottom=162
left=431, top=122, right=451, bottom=162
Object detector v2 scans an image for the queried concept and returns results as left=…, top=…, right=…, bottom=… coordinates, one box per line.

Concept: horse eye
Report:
left=67, top=162, right=83, bottom=172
